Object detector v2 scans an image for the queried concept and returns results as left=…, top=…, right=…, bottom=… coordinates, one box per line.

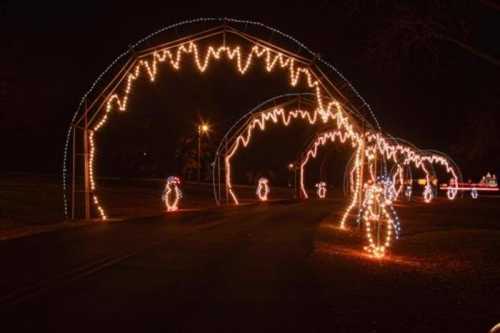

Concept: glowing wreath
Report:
left=256, top=178, right=270, bottom=201
left=162, top=176, right=182, bottom=212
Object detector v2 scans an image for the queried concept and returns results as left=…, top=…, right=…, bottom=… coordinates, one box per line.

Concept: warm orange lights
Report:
left=199, top=123, right=210, bottom=134
left=162, top=176, right=182, bottom=212
left=89, top=41, right=334, bottom=218
left=256, top=178, right=270, bottom=201
left=316, top=182, right=327, bottom=199
left=361, top=182, right=395, bottom=258
left=82, top=34, right=461, bottom=259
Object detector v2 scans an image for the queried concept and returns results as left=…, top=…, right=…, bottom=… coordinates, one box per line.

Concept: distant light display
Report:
left=162, top=176, right=182, bottom=212
left=316, top=182, right=327, bottom=199
left=68, top=22, right=463, bottom=258
left=256, top=178, right=270, bottom=201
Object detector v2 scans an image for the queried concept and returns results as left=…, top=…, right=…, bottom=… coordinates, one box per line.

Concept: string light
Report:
left=340, top=144, right=363, bottom=229
left=359, top=182, right=399, bottom=258
left=89, top=41, right=345, bottom=218
left=405, top=184, right=412, bottom=200
left=225, top=108, right=359, bottom=205
left=315, top=182, right=327, bottom=199
left=391, top=165, right=404, bottom=200
left=75, top=33, right=462, bottom=259
left=365, top=132, right=460, bottom=201
left=447, top=187, right=458, bottom=200
left=256, top=177, right=270, bottom=201
left=162, top=176, right=182, bottom=211
left=423, top=184, right=434, bottom=203
left=299, top=129, right=359, bottom=199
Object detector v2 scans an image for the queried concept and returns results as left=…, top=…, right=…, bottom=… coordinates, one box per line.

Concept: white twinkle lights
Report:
left=162, top=176, right=182, bottom=212
left=256, top=178, right=270, bottom=201
left=316, top=182, right=327, bottom=199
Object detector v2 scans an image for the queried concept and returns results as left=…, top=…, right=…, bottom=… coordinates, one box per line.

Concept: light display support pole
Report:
left=224, top=140, right=229, bottom=204
left=71, top=125, right=76, bottom=220
left=358, top=124, right=367, bottom=230
left=83, top=99, right=91, bottom=219
left=198, top=125, right=201, bottom=183
left=294, top=165, right=298, bottom=199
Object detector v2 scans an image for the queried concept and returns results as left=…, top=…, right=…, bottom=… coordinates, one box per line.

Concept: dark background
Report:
left=1, top=1, right=499, bottom=182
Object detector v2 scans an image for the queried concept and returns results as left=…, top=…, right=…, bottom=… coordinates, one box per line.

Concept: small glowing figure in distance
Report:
left=315, top=181, right=327, bottom=199
left=162, top=176, right=182, bottom=212
left=256, top=177, right=270, bottom=201
left=423, top=184, right=433, bottom=203
left=405, top=184, right=412, bottom=201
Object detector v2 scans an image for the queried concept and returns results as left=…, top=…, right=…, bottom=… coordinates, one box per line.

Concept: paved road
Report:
left=1, top=199, right=498, bottom=332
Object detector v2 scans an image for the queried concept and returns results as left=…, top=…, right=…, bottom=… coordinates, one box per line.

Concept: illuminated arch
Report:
left=64, top=20, right=381, bottom=220
left=298, top=129, right=358, bottom=199
left=62, top=18, right=464, bottom=259
left=212, top=93, right=320, bottom=204
left=223, top=102, right=361, bottom=205
left=365, top=133, right=460, bottom=201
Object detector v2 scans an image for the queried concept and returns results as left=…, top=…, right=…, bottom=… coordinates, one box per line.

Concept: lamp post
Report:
left=198, top=122, right=210, bottom=183
left=288, top=163, right=297, bottom=198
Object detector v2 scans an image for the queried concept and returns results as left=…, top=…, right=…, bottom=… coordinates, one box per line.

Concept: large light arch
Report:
left=64, top=20, right=378, bottom=220
left=62, top=18, right=463, bottom=258
left=212, top=93, right=319, bottom=204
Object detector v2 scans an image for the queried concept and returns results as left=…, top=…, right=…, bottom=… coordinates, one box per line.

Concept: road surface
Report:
left=1, top=199, right=499, bottom=332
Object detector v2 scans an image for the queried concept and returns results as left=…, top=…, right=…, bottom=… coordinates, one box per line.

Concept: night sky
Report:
left=2, top=1, right=499, bottom=181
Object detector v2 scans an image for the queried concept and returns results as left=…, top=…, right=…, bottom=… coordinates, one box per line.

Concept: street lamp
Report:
left=198, top=122, right=210, bottom=183
left=288, top=162, right=297, bottom=198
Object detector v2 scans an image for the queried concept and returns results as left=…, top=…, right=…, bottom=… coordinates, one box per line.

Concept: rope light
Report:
left=299, top=129, right=359, bottom=200
left=256, top=178, right=270, bottom=201
left=359, top=182, right=400, bottom=258
left=63, top=18, right=382, bottom=218
left=162, top=176, right=182, bottom=211
left=316, top=182, right=327, bottom=199
left=391, top=165, right=404, bottom=200
left=405, top=184, right=413, bottom=200
left=70, top=32, right=462, bottom=259
left=225, top=106, right=359, bottom=205
left=423, top=184, right=434, bottom=203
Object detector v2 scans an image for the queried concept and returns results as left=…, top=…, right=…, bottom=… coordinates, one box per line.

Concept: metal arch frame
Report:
left=212, top=93, right=319, bottom=205
left=65, top=19, right=385, bottom=219
left=341, top=135, right=437, bottom=197
left=70, top=25, right=378, bottom=130
left=63, top=18, right=383, bottom=219
left=421, top=149, right=463, bottom=184
left=379, top=136, right=438, bottom=196
left=297, top=129, right=359, bottom=199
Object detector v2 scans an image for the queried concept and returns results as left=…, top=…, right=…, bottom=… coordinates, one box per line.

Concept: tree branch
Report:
left=434, top=33, right=500, bottom=67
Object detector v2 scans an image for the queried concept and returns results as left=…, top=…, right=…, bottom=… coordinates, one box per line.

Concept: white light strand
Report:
left=162, top=176, right=182, bottom=212
left=256, top=177, right=270, bottom=201
left=316, top=182, right=327, bottom=199
left=423, top=184, right=434, bottom=203
left=359, top=182, right=399, bottom=258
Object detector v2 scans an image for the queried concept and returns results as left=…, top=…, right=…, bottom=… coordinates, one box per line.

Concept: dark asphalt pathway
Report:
left=1, top=200, right=498, bottom=332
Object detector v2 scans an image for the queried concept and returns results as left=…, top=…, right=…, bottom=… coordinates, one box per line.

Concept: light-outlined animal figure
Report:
left=405, top=184, right=412, bottom=201
left=256, top=177, right=270, bottom=201
left=315, top=181, right=327, bottom=199
left=423, top=184, right=434, bottom=203
left=162, top=176, right=182, bottom=212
